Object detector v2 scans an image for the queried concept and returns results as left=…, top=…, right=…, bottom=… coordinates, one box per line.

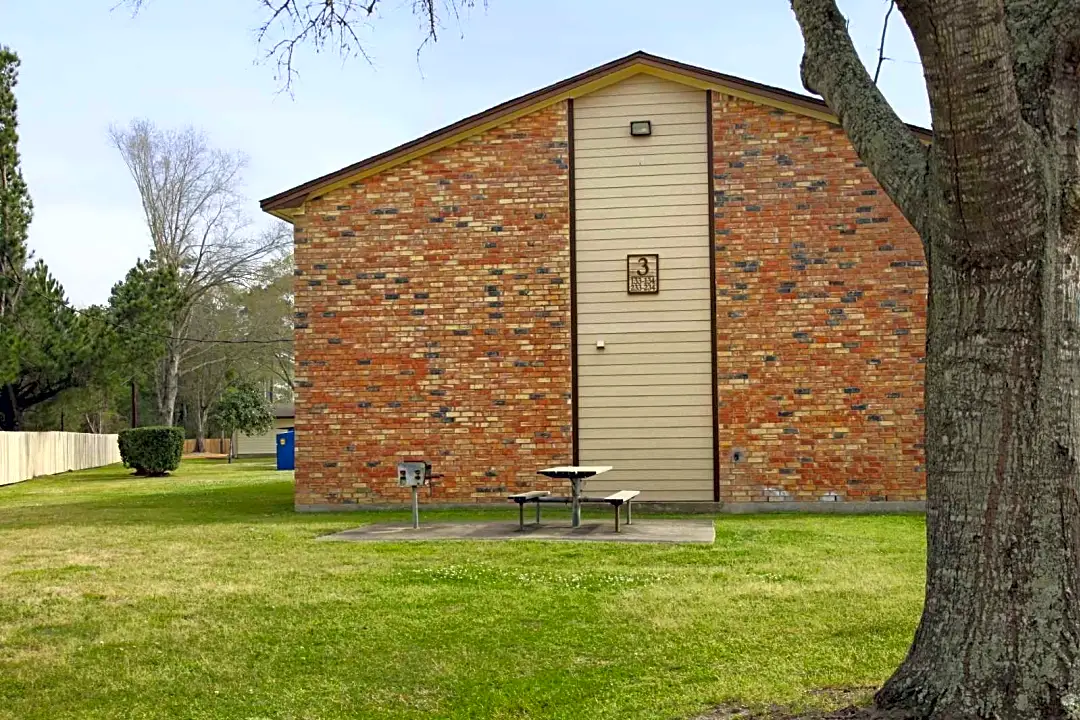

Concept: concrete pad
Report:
left=318, top=520, right=715, bottom=544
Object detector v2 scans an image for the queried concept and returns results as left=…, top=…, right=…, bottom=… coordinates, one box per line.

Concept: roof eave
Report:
left=260, top=51, right=931, bottom=219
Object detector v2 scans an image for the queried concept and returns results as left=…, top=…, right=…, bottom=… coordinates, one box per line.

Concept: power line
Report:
left=2, top=271, right=293, bottom=346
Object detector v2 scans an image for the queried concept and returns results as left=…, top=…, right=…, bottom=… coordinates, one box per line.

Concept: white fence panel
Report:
left=0, top=432, right=121, bottom=486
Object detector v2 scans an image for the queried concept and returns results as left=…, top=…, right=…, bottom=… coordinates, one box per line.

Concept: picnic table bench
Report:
left=508, top=466, right=640, bottom=532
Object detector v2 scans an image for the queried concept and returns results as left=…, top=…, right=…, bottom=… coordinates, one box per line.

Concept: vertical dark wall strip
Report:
left=706, top=89, right=721, bottom=503
left=568, top=98, right=580, bottom=466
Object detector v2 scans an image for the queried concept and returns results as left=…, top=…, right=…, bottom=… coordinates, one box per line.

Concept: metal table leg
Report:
left=614, top=502, right=621, bottom=533
left=571, top=477, right=582, bottom=528
left=535, top=498, right=541, bottom=525
left=518, top=501, right=524, bottom=531
left=626, top=499, right=632, bottom=526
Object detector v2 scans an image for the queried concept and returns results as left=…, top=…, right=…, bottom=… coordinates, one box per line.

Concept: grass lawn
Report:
left=0, top=458, right=925, bottom=720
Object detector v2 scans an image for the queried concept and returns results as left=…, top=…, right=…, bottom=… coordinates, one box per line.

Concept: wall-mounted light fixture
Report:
left=629, top=120, right=652, bottom=137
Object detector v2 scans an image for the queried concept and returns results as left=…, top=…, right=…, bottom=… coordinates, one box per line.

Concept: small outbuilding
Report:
left=261, top=52, right=928, bottom=510
left=233, top=404, right=296, bottom=457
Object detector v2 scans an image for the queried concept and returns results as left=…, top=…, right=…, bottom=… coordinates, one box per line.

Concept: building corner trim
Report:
left=568, top=98, right=580, bottom=466
left=707, top=89, right=721, bottom=503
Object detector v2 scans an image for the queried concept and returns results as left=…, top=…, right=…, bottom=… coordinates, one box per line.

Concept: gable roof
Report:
left=260, top=51, right=931, bottom=221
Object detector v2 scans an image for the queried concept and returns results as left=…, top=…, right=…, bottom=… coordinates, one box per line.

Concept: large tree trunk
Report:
left=877, top=223, right=1080, bottom=717
left=790, top=0, right=1080, bottom=717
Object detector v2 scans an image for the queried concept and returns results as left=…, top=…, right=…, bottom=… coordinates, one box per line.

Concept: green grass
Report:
left=0, top=458, right=925, bottom=720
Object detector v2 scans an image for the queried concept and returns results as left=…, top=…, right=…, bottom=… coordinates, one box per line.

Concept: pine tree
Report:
left=0, top=47, right=32, bottom=392
left=0, top=47, right=91, bottom=430
left=0, top=47, right=30, bottom=310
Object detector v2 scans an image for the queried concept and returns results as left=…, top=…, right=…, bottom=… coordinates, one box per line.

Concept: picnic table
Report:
left=536, top=465, right=612, bottom=528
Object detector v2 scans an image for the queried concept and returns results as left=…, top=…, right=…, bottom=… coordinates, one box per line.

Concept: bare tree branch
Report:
left=122, top=0, right=482, bottom=92
left=874, top=1, right=896, bottom=85
left=790, top=0, right=930, bottom=237
left=259, top=0, right=470, bottom=92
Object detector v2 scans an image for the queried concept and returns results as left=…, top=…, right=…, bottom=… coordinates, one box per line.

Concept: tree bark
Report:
left=791, top=0, right=1080, bottom=717
left=192, top=392, right=211, bottom=454
left=0, top=383, right=19, bottom=431
left=155, top=338, right=183, bottom=427
left=876, top=222, right=1080, bottom=718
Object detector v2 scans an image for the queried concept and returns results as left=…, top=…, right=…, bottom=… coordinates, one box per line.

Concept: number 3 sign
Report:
left=626, top=254, right=659, bottom=294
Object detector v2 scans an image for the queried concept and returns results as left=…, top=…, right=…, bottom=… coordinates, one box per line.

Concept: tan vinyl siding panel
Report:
left=574, top=74, right=713, bottom=499
left=577, top=320, right=711, bottom=335
left=580, top=395, right=714, bottom=409
left=579, top=404, right=714, bottom=419
left=235, top=417, right=295, bottom=456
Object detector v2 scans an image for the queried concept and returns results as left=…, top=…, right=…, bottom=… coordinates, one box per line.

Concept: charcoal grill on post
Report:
left=397, top=461, right=441, bottom=528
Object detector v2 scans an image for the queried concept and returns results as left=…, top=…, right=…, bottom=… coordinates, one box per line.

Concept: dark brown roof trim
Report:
left=260, top=50, right=931, bottom=215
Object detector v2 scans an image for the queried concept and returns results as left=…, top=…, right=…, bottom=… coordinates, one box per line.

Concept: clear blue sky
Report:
left=4, top=0, right=929, bottom=307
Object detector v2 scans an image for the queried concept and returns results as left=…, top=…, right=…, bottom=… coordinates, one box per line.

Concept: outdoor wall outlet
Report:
left=596, top=339, right=605, bottom=350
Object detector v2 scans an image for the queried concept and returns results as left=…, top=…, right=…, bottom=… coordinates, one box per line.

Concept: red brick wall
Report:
left=288, top=88, right=927, bottom=508
left=292, top=102, right=572, bottom=506
left=711, top=95, right=927, bottom=502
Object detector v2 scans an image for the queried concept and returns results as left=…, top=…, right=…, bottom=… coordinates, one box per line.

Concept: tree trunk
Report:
left=788, top=0, right=1080, bottom=717
left=155, top=341, right=182, bottom=427
left=0, top=383, right=19, bottom=431
left=193, top=394, right=209, bottom=454
left=875, top=220, right=1080, bottom=718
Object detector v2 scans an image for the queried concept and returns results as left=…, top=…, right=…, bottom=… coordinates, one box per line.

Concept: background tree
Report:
left=0, top=47, right=94, bottom=429
left=209, top=379, right=273, bottom=463
left=179, top=287, right=249, bottom=452
left=109, top=120, right=289, bottom=426
left=0, top=262, right=96, bottom=430
left=21, top=304, right=133, bottom=434
left=0, top=47, right=30, bottom=324
left=239, top=252, right=294, bottom=396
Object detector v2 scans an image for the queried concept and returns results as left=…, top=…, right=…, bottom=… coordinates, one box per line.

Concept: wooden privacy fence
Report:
left=182, top=438, right=231, bottom=455
left=0, top=431, right=121, bottom=486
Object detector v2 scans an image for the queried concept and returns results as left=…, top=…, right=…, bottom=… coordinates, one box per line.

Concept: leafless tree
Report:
left=110, top=121, right=290, bottom=425
left=178, top=257, right=295, bottom=451
left=179, top=289, right=243, bottom=452
left=240, top=252, right=295, bottom=394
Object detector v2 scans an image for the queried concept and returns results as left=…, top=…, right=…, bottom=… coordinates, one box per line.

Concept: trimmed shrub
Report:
left=118, top=426, right=184, bottom=476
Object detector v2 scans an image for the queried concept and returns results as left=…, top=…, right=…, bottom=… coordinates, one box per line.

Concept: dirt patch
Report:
left=691, top=687, right=913, bottom=720
left=691, top=707, right=909, bottom=720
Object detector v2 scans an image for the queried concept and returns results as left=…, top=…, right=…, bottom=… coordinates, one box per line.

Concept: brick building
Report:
left=261, top=52, right=928, bottom=510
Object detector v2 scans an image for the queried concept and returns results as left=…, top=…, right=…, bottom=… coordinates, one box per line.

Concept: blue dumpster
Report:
left=276, top=429, right=295, bottom=471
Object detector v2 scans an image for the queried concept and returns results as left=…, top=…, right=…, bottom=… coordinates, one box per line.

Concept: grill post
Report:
left=411, top=486, right=420, bottom=529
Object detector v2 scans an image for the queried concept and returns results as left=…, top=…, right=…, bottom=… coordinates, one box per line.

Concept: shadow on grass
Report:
left=0, top=480, right=299, bottom=530
left=0, top=477, right=557, bottom=533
